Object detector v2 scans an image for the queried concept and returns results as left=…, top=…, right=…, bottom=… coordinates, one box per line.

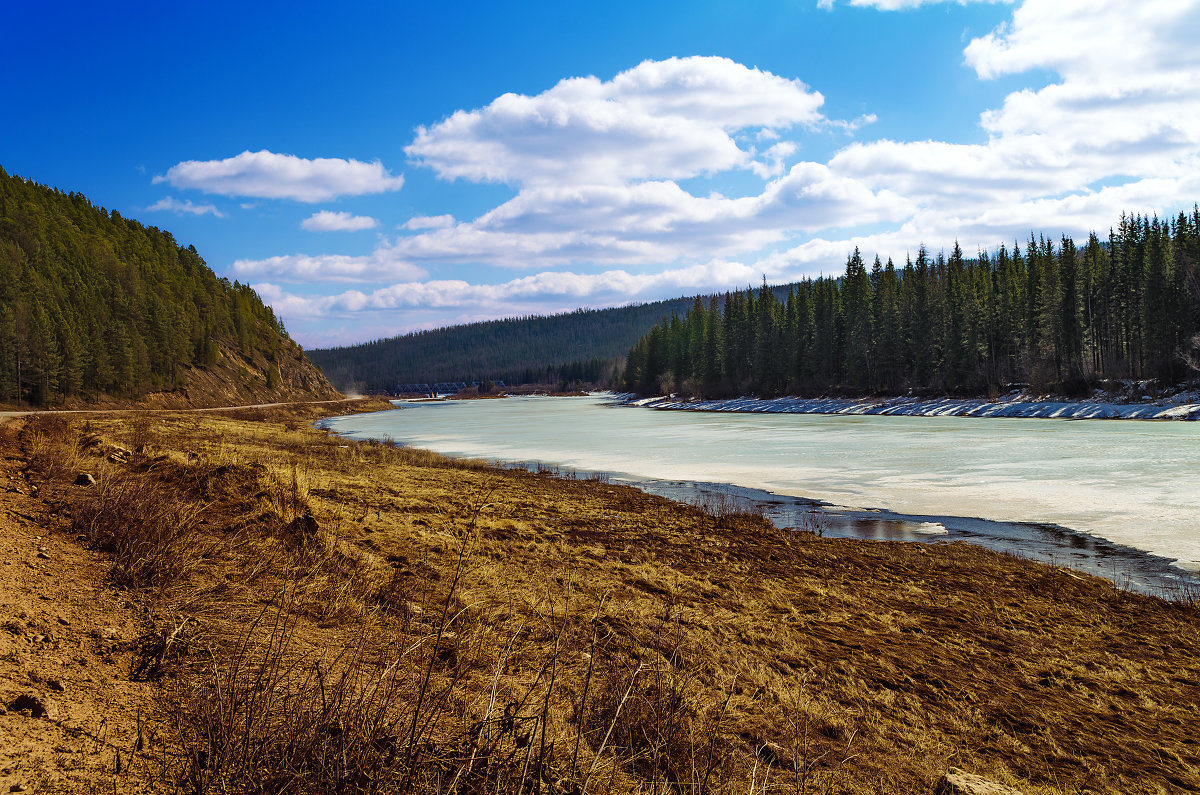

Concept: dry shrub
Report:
left=72, top=471, right=204, bottom=588
left=170, top=604, right=417, bottom=795
left=166, top=589, right=551, bottom=794
left=692, top=491, right=766, bottom=528
left=23, top=414, right=88, bottom=482
left=125, top=412, right=156, bottom=452
left=588, top=664, right=701, bottom=788
left=580, top=613, right=720, bottom=794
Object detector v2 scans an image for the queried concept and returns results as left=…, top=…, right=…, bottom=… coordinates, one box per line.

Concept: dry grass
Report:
left=19, top=407, right=1200, bottom=794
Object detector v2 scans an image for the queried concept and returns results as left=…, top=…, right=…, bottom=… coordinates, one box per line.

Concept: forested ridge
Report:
left=311, top=298, right=705, bottom=391
left=0, top=167, right=331, bottom=406
left=624, top=211, right=1200, bottom=398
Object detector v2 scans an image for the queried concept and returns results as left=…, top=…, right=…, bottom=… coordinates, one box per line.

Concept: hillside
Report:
left=309, top=286, right=800, bottom=393
left=0, top=167, right=338, bottom=407
left=308, top=301, right=692, bottom=392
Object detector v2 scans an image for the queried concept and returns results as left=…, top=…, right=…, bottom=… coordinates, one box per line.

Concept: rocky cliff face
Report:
left=135, top=341, right=340, bottom=409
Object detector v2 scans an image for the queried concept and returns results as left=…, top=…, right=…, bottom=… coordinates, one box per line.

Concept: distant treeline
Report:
left=310, top=299, right=701, bottom=391
left=624, top=212, right=1200, bottom=398
left=0, top=167, right=297, bottom=405
left=310, top=286, right=813, bottom=393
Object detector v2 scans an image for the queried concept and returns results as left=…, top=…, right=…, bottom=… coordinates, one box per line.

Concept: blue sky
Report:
left=4, top=0, right=1199, bottom=347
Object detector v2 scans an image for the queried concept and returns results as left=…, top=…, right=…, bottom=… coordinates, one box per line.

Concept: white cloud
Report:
left=964, top=0, right=1200, bottom=81
left=155, top=150, right=405, bottom=202
left=406, top=56, right=827, bottom=187
left=145, top=196, right=225, bottom=218
left=233, top=250, right=426, bottom=283
left=245, top=168, right=907, bottom=281
left=253, top=258, right=759, bottom=322
left=301, top=210, right=379, bottom=232
left=750, top=142, right=799, bottom=179
left=233, top=57, right=900, bottom=290
left=240, top=7, right=1200, bottom=341
left=825, top=0, right=1200, bottom=221
left=402, top=214, right=456, bottom=230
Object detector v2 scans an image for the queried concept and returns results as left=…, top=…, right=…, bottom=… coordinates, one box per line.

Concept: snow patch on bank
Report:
left=624, top=390, right=1200, bottom=420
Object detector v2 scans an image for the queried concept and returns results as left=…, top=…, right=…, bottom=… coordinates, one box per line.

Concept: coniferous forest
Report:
left=624, top=212, right=1200, bottom=398
left=0, top=168, right=316, bottom=406
left=309, top=298, right=705, bottom=392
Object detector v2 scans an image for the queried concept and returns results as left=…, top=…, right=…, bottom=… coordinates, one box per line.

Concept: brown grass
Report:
left=19, top=407, right=1200, bottom=794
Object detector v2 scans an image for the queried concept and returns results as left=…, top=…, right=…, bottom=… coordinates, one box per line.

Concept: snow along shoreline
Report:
left=622, top=390, right=1200, bottom=420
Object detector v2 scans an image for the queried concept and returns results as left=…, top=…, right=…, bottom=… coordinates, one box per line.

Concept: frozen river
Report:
left=321, top=395, right=1200, bottom=593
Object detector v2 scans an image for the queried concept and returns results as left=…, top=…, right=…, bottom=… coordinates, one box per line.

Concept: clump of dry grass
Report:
left=691, top=491, right=766, bottom=528
left=170, top=598, right=415, bottom=794
left=72, top=471, right=206, bottom=588
left=23, top=414, right=89, bottom=482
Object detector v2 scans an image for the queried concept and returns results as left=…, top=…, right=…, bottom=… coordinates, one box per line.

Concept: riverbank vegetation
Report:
left=12, top=405, right=1199, bottom=793
left=0, top=168, right=335, bottom=407
left=624, top=211, right=1200, bottom=398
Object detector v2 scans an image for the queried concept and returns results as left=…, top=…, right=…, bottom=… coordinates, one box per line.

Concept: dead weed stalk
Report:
left=72, top=471, right=207, bottom=589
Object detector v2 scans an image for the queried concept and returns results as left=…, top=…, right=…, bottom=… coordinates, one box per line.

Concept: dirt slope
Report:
left=0, top=421, right=155, bottom=793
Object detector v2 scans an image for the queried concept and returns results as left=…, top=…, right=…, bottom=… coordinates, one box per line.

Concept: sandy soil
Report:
left=0, top=421, right=156, bottom=793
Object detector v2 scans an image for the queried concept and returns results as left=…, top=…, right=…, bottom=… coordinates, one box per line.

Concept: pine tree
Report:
left=841, top=248, right=873, bottom=389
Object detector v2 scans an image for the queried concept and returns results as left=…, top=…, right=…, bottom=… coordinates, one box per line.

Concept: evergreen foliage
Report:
left=310, top=290, right=792, bottom=391
left=0, top=167, right=297, bottom=405
left=624, top=212, right=1200, bottom=397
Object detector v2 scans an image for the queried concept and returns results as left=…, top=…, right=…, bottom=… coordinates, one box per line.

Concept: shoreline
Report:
left=10, top=406, right=1200, bottom=792
left=324, top=402, right=1200, bottom=597
left=623, top=391, right=1200, bottom=420
left=447, top=454, right=1200, bottom=598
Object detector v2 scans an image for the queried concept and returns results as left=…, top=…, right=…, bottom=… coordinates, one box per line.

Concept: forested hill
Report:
left=625, top=211, right=1200, bottom=399
left=309, top=284, right=803, bottom=392
left=309, top=300, right=690, bottom=392
left=0, top=167, right=338, bottom=407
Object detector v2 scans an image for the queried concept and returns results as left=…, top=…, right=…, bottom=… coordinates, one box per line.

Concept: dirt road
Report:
left=0, top=395, right=368, bottom=426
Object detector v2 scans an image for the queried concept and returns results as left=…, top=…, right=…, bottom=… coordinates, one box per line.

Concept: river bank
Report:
left=326, top=395, right=1200, bottom=586
left=5, top=405, right=1200, bottom=792
left=623, top=387, right=1200, bottom=420
left=576, top=473, right=1200, bottom=597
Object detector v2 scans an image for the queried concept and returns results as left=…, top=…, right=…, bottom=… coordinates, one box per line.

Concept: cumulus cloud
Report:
left=247, top=167, right=908, bottom=282
left=146, top=196, right=225, bottom=217
left=241, top=6, right=1200, bottom=341
left=750, top=142, right=799, bottom=179
left=406, top=56, right=827, bottom=187
left=301, top=210, right=379, bottom=232
left=243, top=53, right=903, bottom=285
left=402, top=214, right=456, bottom=230
left=825, top=0, right=1200, bottom=221
left=964, top=0, right=1200, bottom=80
left=233, top=250, right=426, bottom=283
left=155, top=150, right=405, bottom=202
left=253, top=258, right=760, bottom=322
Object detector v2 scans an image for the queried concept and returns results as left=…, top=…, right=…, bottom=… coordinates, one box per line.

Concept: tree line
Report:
left=309, top=299, right=707, bottom=392
left=623, top=211, right=1200, bottom=398
left=0, top=167, right=298, bottom=405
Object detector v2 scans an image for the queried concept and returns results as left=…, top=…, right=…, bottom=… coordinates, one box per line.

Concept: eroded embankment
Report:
left=2, top=404, right=1198, bottom=793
